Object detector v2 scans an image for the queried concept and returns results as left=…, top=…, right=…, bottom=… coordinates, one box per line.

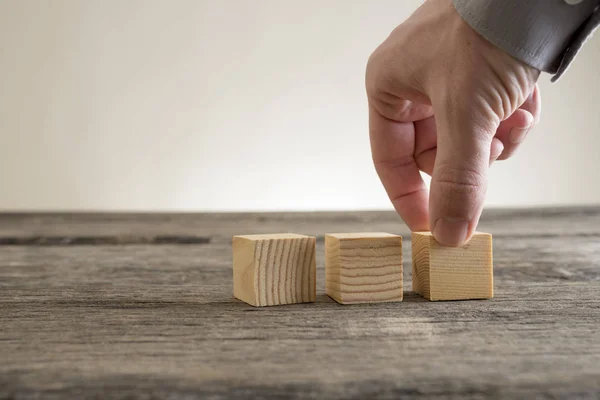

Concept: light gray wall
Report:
left=1, top=0, right=598, bottom=211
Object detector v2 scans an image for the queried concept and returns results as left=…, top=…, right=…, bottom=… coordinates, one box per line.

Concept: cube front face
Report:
left=326, top=233, right=403, bottom=304
left=233, top=234, right=316, bottom=307
left=412, top=232, right=493, bottom=301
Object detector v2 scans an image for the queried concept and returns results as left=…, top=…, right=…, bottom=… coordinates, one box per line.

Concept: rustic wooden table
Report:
left=1, top=208, right=600, bottom=399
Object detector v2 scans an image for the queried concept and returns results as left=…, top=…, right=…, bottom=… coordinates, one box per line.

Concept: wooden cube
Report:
left=325, top=232, right=403, bottom=304
left=412, top=231, right=493, bottom=301
left=232, top=233, right=316, bottom=307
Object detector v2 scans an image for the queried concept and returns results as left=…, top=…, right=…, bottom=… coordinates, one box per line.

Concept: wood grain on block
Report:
left=232, top=233, right=316, bottom=307
left=326, top=232, right=403, bottom=304
left=412, top=231, right=493, bottom=301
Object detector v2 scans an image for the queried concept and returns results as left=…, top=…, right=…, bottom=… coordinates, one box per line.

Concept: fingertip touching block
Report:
left=412, top=231, right=493, bottom=301
left=325, top=232, right=403, bottom=304
left=232, top=233, right=316, bottom=307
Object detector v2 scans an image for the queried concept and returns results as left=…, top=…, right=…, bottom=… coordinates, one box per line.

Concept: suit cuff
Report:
left=452, top=0, right=598, bottom=77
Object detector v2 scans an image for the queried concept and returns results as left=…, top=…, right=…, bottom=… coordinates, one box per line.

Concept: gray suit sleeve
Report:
left=452, top=0, right=600, bottom=81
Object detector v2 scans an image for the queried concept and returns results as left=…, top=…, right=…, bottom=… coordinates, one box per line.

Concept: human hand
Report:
left=366, top=0, right=541, bottom=246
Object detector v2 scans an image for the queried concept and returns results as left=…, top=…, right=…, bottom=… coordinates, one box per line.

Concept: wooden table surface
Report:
left=2, top=208, right=600, bottom=399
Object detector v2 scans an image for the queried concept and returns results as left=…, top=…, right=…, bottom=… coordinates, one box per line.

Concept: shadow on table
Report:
left=313, top=291, right=428, bottom=304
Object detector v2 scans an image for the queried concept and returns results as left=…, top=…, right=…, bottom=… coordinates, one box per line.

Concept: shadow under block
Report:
left=412, top=232, right=493, bottom=301
left=232, top=233, right=316, bottom=307
left=325, top=233, right=403, bottom=304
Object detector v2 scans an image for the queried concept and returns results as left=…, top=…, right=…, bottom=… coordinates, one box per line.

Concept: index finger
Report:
left=369, top=105, right=430, bottom=231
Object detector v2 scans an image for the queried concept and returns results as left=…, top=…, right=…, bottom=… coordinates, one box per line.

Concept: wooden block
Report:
left=412, top=231, right=493, bottom=301
left=325, top=232, right=403, bottom=304
left=232, top=233, right=316, bottom=307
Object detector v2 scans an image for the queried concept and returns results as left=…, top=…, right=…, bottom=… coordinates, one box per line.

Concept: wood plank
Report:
left=0, top=209, right=600, bottom=398
left=2, top=206, right=600, bottom=243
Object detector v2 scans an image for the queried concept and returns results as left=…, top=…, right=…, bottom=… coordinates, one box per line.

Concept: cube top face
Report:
left=234, top=233, right=311, bottom=241
left=412, top=231, right=491, bottom=240
left=327, top=232, right=401, bottom=240
left=412, top=232, right=493, bottom=301
left=233, top=234, right=316, bottom=307
left=326, top=233, right=403, bottom=304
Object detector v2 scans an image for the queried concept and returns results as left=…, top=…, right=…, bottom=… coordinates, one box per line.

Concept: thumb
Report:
left=429, top=98, right=497, bottom=246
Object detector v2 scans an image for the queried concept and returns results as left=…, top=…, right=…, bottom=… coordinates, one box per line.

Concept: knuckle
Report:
left=374, top=155, right=414, bottom=170
left=434, top=166, right=486, bottom=200
left=374, top=156, right=414, bottom=182
left=374, top=156, right=415, bottom=177
left=366, top=47, right=391, bottom=95
left=498, top=146, right=519, bottom=160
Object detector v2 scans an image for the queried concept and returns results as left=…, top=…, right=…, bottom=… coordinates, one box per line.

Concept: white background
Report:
left=1, top=0, right=599, bottom=211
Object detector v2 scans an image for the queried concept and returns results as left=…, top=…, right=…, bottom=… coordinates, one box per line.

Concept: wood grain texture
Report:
left=412, top=231, right=493, bottom=301
left=1, top=209, right=600, bottom=399
left=233, top=233, right=316, bottom=306
left=326, top=233, right=402, bottom=304
left=3, top=206, right=600, bottom=243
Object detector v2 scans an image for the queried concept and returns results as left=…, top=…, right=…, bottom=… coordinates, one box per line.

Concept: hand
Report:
left=366, top=0, right=541, bottom=246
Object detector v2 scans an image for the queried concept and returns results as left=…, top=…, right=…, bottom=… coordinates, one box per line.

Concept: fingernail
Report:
left=433, top=217, right=469, bottom=246
left=509, top=126, right=530, bottom=143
